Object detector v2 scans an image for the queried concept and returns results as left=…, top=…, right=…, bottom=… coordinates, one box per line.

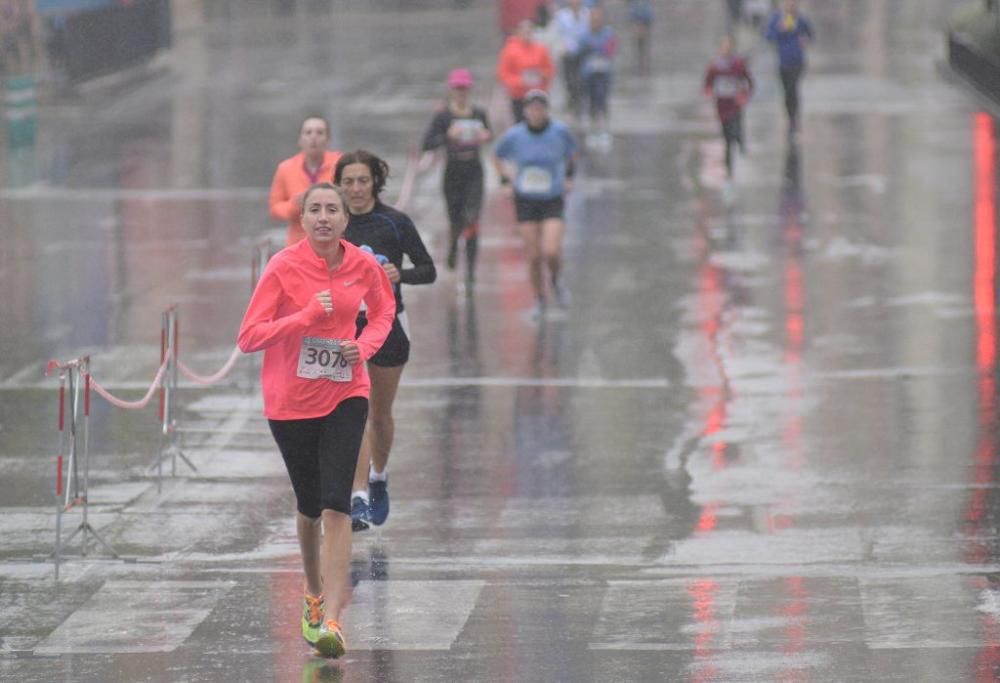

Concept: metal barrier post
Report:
left=153, top=305, right=197, bottom=482
left=156, top=309, right=167, bottom=491
left=49, top=357, right=118, bottom=579
left=61, top=357, right=117, bottom=559
left=53, top=366, right=66, bottom=581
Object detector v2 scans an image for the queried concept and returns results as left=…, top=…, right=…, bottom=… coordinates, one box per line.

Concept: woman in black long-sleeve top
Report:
left=421, top=68, right=492, bottom=284
left=334, top=149, right=437, bottom=533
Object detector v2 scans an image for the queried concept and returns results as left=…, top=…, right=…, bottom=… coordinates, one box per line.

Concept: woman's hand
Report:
left=417, top=151, right=436, bottom=172
left=382, top=262, right=401, bottom=284
left=340, top=340, right=362, bottom=365
left=314, top=289, right=333, bottom=314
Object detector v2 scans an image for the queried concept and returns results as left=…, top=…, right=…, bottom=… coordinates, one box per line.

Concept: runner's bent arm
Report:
left=603, top=31, right=618, bottom=58
left=497, top=46, right=518, bottom=93
left=541, top=50, right=555, bottom=86
left=480, top=110, right=494, bottom=143
left=493, top=132, right=514, bottom=186
left=800, top=17, right=814, bottom=43
left=237, top=270, right=327, bottom=353
left=704, top=64, right=716, bottom=96
left=764, top=14, right=779, bottom=42
left=421, top=111, right=449, bottom=152
left=742, top=60, right=754, bottom=96
left=268, top=163, right=300, bottom=223
left=398, top=216, right=437, bottom=286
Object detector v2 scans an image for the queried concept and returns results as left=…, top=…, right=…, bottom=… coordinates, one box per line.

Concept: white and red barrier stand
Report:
left=45, top=285, right=259, bottom=578
left=45, top=356, right=119, bottom=580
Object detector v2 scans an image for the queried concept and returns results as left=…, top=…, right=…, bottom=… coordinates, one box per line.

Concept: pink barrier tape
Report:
left=90, top=360, right=170, bottom=410
left=177, top=345, right=243, bottom=386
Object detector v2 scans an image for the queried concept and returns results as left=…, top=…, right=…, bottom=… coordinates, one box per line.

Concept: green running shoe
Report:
left=314, top=619, right=346, bottom=659
left=301, top=591, right=325, bottom=647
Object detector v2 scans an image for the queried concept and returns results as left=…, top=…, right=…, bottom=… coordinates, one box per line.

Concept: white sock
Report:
left=369, top=467, right=387, bottom=482
left=352, top=490, right=369, bottom=504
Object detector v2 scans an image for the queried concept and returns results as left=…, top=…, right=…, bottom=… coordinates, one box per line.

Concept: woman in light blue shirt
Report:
left=494, top=90, right=578, bottom=318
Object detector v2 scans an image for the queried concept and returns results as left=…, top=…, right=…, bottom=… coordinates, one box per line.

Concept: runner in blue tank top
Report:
left=493, top=90, right=577, bottom=319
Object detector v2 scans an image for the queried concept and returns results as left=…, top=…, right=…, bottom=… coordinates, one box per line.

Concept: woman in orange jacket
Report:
left=238, top=182, right=395, bottom=658
left=268, top=115, right=342, bottom=246
left=497, top=18, right=555, bottom=123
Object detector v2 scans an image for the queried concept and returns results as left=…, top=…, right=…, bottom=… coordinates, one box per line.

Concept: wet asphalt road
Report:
left=2, top=1, right=999, bottom=681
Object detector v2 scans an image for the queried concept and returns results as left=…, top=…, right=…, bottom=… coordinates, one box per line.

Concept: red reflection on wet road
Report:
left=687, top=198, right=730, bottom=683
left=974, top=112, right=997, bottom=377
left=695, top=502, right=719, bottom=534
left=774, top=148, right=809, bottom=681
left=694, top=199, right=733, bottom=473
left=967, top=112, right=1000, bottom=682
left=688, top=577, right=721, bottom=683
left=966, top=112, right=998, bottom=562
left=776, top=575, right=809, bottom=683
left=780, top=148, right=806, bottom=474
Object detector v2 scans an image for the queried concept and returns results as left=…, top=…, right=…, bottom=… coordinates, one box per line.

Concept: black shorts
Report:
left=356, top=311, right=410, bottom=367
left=268, top=397, right=369, bottom=518
left=514, top=195, right=565, bottom=223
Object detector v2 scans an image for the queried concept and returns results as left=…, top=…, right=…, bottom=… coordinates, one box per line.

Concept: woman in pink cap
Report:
left=420, top=68, right=493, bottom=284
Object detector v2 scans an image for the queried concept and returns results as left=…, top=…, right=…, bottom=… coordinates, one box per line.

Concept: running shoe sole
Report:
left=351, top=496, right=371, bottom=532
left=314, top=628, right=345, bottom=659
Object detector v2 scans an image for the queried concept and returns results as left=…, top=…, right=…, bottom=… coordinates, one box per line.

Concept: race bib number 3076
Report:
left=297, top=337, right=352, bottom=382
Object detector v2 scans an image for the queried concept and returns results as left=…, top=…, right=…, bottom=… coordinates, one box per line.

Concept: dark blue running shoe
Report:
left=351, top=495, right=370, bottom=532
left=368, top=477, right=389, bottom=526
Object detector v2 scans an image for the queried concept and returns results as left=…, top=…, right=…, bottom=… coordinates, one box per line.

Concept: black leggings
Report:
left=586, top=72, right=611, bottom=120
left=562, top=53, right=584, bottom=117
left=444, top=161, right=484, bottom=231
left=268, top=397, right=369, bottom=518
left=721, top=113, right=744, bottom=176
left=779, top=64, right=804, bottom=130
left=443, top=160, right=484, bottom=277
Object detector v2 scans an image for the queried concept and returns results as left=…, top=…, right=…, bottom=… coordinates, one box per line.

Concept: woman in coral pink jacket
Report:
left=497, top=18, right=555, bottom=123
left=268, top=116, right=342, bottom=246
left=238, top=182, right=394, bottom=659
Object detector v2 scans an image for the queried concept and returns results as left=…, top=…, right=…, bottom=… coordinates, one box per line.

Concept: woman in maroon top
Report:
left=704, top=35, right=754, bottom=182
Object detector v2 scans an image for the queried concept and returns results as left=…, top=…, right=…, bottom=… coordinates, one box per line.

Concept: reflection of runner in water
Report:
left=420, top=68, right=493, bottom=284
left=493, top=90, right=577, bottom=319
left=238, top=183, right=395, bottom=659
left=334, top=150, right=437, bottom=532
left=704, top=35, right=753, bottom=180
left=497, top=18, right=554, bottom=123
left=627, top=0, right=654, bottom=74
